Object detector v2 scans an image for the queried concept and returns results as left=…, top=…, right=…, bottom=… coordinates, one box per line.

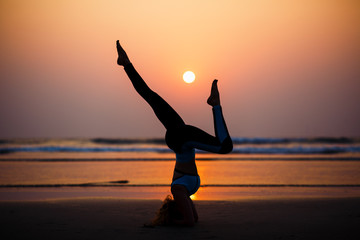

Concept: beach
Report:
left=1, top=197, right=359, bottom=240
left=1, top=138, right=360, bottom=239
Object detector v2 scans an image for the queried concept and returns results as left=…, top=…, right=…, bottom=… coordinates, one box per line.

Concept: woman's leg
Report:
left=124, top=63, right=185, bottom=130
left=183, top=116, right=232, bottom=154
left=181, top=80, right=233, bottom=154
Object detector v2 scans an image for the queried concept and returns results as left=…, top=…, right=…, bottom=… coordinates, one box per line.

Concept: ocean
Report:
left=1, top=137, right=360, bottom=200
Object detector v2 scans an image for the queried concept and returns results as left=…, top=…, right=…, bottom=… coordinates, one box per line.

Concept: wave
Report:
left=1, top=137, right=359, bottom=145
left=93, top=137, right=360, bottom=145
left=92, top=137, right=360, bottom=144
left=231, top=137, right=359, bottom=144
left=0, top=146, right=169, bottom=154
left=92, top=138, right=165, bottom=144
left=230, top=146, right=360, bottom=154
left=1, top=183, right=359, bottom=188
left=1, top=146, right=360, bottom=154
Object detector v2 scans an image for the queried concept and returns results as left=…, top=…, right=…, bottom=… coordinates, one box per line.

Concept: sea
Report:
left=1, top=137, right=360, bottom=201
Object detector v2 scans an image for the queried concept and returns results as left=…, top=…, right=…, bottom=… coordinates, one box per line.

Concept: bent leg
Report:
left=124, top=64, right=184, bottom=130
left=183, top=105, right=232, bottom=154
left=184, top=126, right=232, bottom=154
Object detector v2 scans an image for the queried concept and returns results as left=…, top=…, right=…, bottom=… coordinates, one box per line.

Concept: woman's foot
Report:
left=207, top=79, right=220, bottom=106
left=116, top=40, right=131, bottom=66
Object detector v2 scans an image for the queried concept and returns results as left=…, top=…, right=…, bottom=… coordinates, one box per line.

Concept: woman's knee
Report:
left=219, top=137, right=233, bottom=154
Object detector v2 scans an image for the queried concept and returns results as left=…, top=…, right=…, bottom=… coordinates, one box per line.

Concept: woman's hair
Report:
left=151, top=195, right=178, bottom=226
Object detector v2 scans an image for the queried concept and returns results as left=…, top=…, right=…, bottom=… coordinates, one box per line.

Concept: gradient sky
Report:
left=1, top=0, right=359, bottom=138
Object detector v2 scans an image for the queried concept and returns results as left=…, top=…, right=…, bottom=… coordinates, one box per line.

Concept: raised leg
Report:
left=117, top=40, right=185, bottom=130
left=123, top=63, right=185, bottom=130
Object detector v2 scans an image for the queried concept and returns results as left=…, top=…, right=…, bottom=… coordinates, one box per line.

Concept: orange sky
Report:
left=0, top=0, right=359, bottom=138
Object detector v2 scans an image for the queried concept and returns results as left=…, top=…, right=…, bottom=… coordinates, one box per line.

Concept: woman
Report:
left=116, top=40, right=233, bottom=226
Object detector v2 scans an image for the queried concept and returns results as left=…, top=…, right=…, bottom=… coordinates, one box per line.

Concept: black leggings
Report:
left=124, top=64, right=232, bottom=154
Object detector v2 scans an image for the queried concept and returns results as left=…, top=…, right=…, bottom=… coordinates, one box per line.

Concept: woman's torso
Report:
left=172, top=147, right=198, bottom=181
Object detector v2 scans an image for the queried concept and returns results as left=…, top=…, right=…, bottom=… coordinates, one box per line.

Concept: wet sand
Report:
left=1, top=197, right=359, bottom=239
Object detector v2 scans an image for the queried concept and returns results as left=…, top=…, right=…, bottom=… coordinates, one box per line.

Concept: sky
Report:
left=0, top=0, right=359, bottom=138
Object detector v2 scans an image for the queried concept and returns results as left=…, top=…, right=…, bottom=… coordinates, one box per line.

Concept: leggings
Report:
left=124, top=64, right=232, bottom=155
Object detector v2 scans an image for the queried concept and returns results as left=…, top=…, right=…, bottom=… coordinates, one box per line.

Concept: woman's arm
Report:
left=171, top=185, right=196, bottom=227
left=190, top=198, right=198, bottom=222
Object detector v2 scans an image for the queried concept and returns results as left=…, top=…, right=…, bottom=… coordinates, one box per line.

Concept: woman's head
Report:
left=151, top=195, right=179, bottom=226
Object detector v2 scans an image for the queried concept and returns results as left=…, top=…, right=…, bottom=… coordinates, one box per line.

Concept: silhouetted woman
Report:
left=116, top=40, right=232, bottom=226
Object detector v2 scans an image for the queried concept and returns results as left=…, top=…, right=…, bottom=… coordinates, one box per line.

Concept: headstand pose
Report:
left=116, top=40, right=233, bottom=226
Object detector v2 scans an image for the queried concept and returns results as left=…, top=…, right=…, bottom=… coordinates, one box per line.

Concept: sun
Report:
left=183, top=71, right=195, bottom=84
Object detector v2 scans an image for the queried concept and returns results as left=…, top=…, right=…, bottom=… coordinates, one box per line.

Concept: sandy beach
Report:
left=1, top=197, right=359, bottom=240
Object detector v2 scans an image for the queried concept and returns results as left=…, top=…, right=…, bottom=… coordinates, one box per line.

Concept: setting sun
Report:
left=183, top=71, right=195, bottom=83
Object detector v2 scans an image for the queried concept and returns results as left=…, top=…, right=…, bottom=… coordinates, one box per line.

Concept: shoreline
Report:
left=1, top=197, right=359, bottom=239
left=1, top=186, right=360, bottom=201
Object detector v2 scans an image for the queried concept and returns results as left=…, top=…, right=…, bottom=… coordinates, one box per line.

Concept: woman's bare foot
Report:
left=207, top=79, right=220, bottom=106
left=116, top=40, right=131, bottom=66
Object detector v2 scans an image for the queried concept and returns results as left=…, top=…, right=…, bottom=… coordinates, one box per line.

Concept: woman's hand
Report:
left=116, top=40, right=131, bottom=66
